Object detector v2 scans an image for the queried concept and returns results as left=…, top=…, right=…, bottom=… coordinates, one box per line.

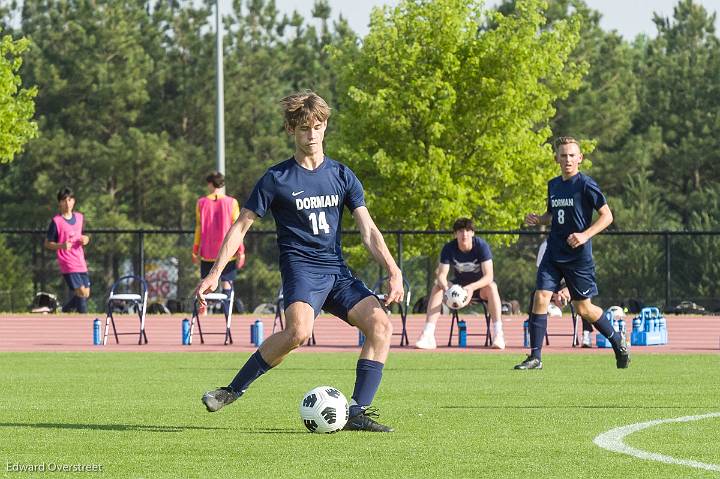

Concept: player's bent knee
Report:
left=367, top=312, right=393, bottom=341
left=533, top=290, right=553, bottom=311
left=573, top=300, right=594, bottom=318
left=534, top=290, right=552, bottom=303
left=284, top=328, right=313, bottom=348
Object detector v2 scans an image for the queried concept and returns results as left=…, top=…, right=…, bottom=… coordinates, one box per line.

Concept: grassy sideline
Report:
left=0, top=352, right=718, bottom=478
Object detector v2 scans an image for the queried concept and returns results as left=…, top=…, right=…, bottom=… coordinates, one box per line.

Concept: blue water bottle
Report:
left=182, top=319, right=190, bottom=345
left=254, top=319, right=264, bottom=346
left=458, top=320, right=467, bottom=347
left=93, top=318, right=102, bottom=345
left=250, top=322, right=257, bottom=345
left=523, top=320, right=529, bottom=348
left=632, top=315, right=641, bottom=332
left=358, top=330, right=366, bottom=346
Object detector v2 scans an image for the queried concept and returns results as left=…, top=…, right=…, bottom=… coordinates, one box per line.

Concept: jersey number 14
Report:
left=308, top=212, right=330, bottom=235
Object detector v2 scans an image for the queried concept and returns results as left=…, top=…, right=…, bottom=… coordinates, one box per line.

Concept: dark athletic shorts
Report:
left=281, top=266, right=375, bottom=322
left=201, top=260, right=237, bottom=282
left=536, top=255, right=598, bottom=300
left=63, top=272, right=90, bottom=291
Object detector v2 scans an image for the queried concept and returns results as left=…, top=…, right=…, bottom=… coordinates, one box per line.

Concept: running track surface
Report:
left=0, top=313, right=718, bottom=353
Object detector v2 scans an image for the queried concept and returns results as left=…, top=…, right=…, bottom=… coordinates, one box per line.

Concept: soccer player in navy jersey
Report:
left=514, top=137, right=630, bottom=370
left=195, top=91, right=403, bottom=432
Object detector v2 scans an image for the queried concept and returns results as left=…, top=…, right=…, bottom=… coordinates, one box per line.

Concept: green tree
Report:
left=0, top=30, right=37, bottom=163
left=330, top=0, right=585, bottom=258
left=637, top=0, right=720, bottom=228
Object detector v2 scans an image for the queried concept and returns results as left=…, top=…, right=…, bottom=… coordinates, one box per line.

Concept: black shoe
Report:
left=613, top=336, right=631, bottom=369
left=202, top=387, right=240, bottom=412
left=514, top=355, right=543, bottom=370
left=343, top=407, right=394, bottom=432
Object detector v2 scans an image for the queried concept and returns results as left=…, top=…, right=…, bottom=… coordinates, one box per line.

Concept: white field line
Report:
left=593, top=412, right=720, bottom=472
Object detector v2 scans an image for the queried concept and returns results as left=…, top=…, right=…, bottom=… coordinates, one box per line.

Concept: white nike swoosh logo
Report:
left=582, top=288, right=591, bottom=295
left=291, top=191, right=304, bottom=197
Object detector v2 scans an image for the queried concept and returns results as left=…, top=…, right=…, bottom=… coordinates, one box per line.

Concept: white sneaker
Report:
left=582, top=330, right=592, bottom=348
left=415, top=334, right=437, bottom=350
left=491, top=334, right=505, bottom=350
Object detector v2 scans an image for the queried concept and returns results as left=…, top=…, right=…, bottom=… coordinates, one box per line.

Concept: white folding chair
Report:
left=189, top=289, right=234, bottom=345
left=104, top=275, right=149, bottom=345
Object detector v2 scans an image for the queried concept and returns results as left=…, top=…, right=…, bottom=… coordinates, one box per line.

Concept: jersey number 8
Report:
left=557, top=209, right=565, bottom=224
left=309, top=212, right=330, bottom=235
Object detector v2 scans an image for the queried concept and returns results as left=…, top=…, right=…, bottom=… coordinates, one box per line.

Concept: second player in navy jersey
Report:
left=515, top=137, right=629, bottom=370
left=195, top=91, right=403, bottom=432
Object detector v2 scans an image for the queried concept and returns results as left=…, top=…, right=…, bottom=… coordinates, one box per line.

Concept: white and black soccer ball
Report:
left=444, top=284, right=468, bottom=310
left=299, top=386, right=349, bottom=434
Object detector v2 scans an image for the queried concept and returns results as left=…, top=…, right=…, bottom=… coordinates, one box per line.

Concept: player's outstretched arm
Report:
left=352, top=206, right=404, bottom=306
left=567, top=204, right=613, bottom=249
left=194, top=208, right=257, bottom=310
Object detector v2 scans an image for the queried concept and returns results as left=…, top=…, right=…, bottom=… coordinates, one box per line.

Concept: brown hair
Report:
left=280, top=90, right=331, bottom=129
left=553, top=136, right=582, bottom=153
left=205, top=171, right=225, bottom=189
left=452, top=218, right=475, bottom=232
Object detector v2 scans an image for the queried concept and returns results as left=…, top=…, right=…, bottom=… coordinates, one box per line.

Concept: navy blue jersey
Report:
left=244, top=157, right=365, bottom=273
left=46, top=214, right=78, bottom=242
left=440, top=237, right=493, bottom=285
left=546, top=172, right=606, bottom=263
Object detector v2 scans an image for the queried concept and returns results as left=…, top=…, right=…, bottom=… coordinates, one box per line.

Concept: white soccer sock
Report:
left=422, top=322, right=436, bottom=336
left=492, top=319, right=503, bottom=336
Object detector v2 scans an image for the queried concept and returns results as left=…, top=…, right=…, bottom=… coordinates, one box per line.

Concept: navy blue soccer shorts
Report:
left=281, top=266, right=376, bottom=322
left=63, top=272, right=90, bottom=291
left=536, top=255, right=598, bottom=300
left=200, top=260, right=237, bottom=282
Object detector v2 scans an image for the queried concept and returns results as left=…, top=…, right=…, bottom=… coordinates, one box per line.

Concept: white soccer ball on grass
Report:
left=299, top=386, right=349, bottom=433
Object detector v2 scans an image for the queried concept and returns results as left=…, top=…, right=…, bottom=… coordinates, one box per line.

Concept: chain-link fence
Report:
left=1, top=229, right=718, bottom=314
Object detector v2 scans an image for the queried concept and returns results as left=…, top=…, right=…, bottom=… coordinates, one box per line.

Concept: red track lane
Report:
left=0, top=313, right=717, bottom=353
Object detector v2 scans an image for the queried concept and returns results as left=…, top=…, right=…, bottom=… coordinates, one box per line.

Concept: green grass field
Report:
left=1, top=352, right=718, bottom=478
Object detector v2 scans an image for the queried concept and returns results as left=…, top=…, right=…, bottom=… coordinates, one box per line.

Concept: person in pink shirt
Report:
left=192, top=172, right=245, bottom=313
left=44, top=187, right=91, bottom=313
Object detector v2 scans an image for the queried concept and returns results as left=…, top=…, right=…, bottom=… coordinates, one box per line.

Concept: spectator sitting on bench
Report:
left=415, top=218, right=505, bottom=350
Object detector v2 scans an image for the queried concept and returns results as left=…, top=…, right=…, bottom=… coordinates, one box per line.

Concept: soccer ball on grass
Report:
left=299, top=386, right=349, bottom=433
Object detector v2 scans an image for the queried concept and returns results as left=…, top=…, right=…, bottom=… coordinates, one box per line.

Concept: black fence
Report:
left=1, top=228, right=719, bottom=315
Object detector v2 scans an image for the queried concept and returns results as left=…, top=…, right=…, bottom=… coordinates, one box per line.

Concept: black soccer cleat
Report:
left=613, top=336, right=631, bottom=369
left=202, top=387, right=240, bottom=412
left=343, top=407, right=394, bottom=433
left=514, top=355, right=543, bottom=370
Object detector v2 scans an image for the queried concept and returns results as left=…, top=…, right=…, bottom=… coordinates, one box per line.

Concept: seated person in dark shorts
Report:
left=415, top=218, right=506, bottom=350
